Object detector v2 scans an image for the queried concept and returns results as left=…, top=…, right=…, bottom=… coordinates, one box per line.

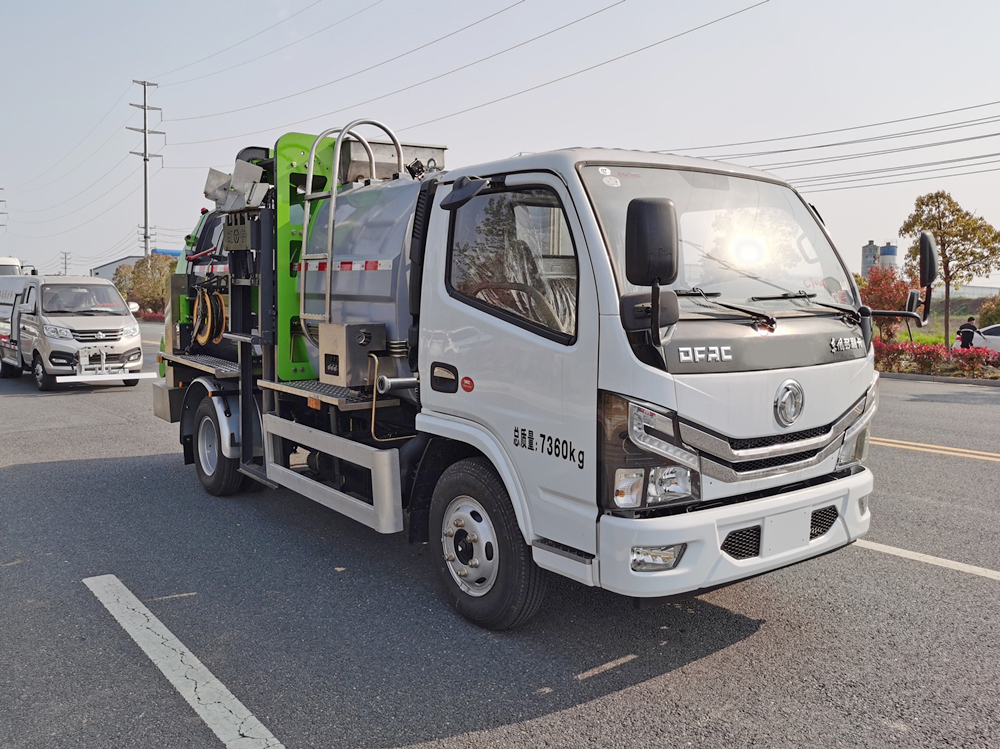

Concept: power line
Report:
left=799, top=163, right=1000, bottom=194
left=167, top=0, right=523, bottom=119
left=788, top=151, right=1000, bottom=185
left=796, top=156, right=1000, bottom=189
left=7, top=149, right=139, bottom=213
left=154, top=0, right=327, bottom=79
left=7, top=165, right=143, bottom=224
left=10, top=86, right=133, bottom=189
left=167, top=0, right=636, bottom=146
left=663, top=98, right=1000, bottom=153
left=161, top=0, right=385, bottom=89
left=16, top=111, right=141, bottom=195
left=3, top=167, right=157, bottom=240
left=399, top=1, right=771, bottom=133
left=750, top=129, right=1000, bottom=170
left=708, top=113, right=1000, bottom=160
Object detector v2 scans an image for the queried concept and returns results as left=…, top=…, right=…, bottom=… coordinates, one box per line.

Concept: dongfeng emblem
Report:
left=95, top=331, right=106, bottom=340
left=774, top=380, right=805, bottom=428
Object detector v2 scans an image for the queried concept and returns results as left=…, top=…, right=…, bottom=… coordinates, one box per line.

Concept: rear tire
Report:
left=0, top=358, right=21, bottom=379
left=122, top=378, right=139, bottom=387
left=193, top=397, right=244, bottom=496
left=429, top=457, right=546, bottom=630
left=32, top=354, right=55, bottom=391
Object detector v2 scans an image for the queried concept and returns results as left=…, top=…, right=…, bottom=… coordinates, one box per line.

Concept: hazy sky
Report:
left=2, top=0, right=999, bottom=283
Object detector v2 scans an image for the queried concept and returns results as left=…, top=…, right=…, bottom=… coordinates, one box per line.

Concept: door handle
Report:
left=430, top=362, right=459, bottom=393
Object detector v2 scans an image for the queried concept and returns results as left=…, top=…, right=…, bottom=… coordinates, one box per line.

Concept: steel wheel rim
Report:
left=198, top=415, right=218, bottom=476
left=440, top=495, right=499, bottom=597
left=33, top=360, right=44, bottom=385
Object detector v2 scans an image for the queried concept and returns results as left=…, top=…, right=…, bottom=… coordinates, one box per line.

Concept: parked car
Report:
left=0, top=275, right=151, bottom=389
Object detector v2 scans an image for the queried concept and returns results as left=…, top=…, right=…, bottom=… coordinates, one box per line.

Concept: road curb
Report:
left=879, top=372, right=1000, bottom=388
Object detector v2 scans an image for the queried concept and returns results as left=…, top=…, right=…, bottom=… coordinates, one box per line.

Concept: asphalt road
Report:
left=2, top=338, right=998, bottom=749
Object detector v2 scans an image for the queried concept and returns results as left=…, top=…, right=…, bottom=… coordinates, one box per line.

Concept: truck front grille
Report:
left=728, top=425, right=831, bottom=451
left=810, top=506, right=839, bottom=539
left=89, top=353, right=124, bottom=364
left=721, top=526, right=761, bottom=559
left=73, top=330, right=122, bottom=342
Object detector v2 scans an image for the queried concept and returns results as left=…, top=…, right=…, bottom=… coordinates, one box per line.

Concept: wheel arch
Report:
left=411, top=413, right=533, bottom=545
left=179, top=377, right=242, bottom=464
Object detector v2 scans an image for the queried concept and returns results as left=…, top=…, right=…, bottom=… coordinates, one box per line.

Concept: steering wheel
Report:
left=468, top=282, right=563, bottom=331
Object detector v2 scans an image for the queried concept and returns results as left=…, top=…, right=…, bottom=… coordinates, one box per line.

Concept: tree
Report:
left=979, top=295, right=1000, bottom=329
left=112, top=263, right=134, bottom=301
left=131, top=254, right=177, bottom=312
left=858, top=265, right=917, bottom=340
left=899, top=191, right=1000, bottom=351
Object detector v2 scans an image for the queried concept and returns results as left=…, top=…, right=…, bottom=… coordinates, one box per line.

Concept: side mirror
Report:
left=919, top=232, right=938, bottom=287
left=440, top=176, right=489, bottom=211
left=128, top=301, right=140, bottom=314
left=18, top=302, right=33, bottom=315
left=625, top=198, right=679, bottom=287
left=905, top=289, right=921, bottom=314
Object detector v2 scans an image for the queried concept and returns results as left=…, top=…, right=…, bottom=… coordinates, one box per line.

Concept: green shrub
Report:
left=979, top=295, right=1000, bottom=328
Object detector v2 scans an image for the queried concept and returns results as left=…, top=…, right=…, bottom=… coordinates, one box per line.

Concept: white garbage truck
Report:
left=153, top=120, right=938, bottom=629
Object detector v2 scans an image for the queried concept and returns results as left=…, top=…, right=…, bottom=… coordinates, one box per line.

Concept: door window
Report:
left=24, top=286, right=36, bottom=313
left=448, top=187, right=578, bottom=341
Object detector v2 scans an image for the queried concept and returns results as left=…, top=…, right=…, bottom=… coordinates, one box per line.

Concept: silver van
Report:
left=0, top=275, right=151, bottom=390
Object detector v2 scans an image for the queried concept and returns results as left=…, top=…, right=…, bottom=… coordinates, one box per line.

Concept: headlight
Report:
left=123, top=324, right=139, bottom=338
left=599, top=392, right=701, bottom=511
left=43, top=325, right=73, bottom=339
left=838, top=378, right=879, bottom=468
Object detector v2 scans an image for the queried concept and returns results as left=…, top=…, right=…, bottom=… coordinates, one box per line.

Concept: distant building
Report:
left=861, top=240, right=899, bottom=278
left=861, top=241, right=880, bottom=278
left=91, top=255, right=143, bottom=279
left=878, top=242, right=898, bottom=269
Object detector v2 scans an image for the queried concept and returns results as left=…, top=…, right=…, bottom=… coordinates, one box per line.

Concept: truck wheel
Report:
left=193, top=397, right=244, bottom=496
left=32, top=354, right=56, bottom=391
left=121, top=378, right=139, bottom=387
left=0, top=358, right=21, bottom=379
left=429, top=457, right=546, bottom=630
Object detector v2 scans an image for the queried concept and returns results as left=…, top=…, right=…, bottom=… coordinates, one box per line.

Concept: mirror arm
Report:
left=650, top=279, right=661, bottom=347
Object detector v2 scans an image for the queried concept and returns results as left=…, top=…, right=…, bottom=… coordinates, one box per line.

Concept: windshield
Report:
left=580, top=165, right=856, bottom=313
left=0, top=265, right=19, bottom=276
left=42, top=284, right=128, bottom=315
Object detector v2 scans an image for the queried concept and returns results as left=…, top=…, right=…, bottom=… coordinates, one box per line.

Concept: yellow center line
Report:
left=141, top=340, right=161, bottom=345
left=870, top=437, right=1000, bottom=463
left=871, top=436, right=1000, bottom=458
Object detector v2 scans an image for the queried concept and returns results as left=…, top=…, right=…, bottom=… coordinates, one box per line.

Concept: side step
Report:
left=262, top=414, right=403, bottom=534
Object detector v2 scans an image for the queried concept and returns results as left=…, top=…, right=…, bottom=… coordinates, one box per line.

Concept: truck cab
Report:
left=155, top=123, right=937, bottom=629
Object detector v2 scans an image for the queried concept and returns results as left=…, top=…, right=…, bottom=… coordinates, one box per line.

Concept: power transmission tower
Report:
left=0, top=187, right=6, bottom=237
left=128, top=80, right=164, bottom=258
left=60, top=251, right=71, bottom=275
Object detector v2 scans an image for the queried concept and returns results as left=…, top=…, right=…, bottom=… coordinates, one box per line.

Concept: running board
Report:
left=56, top=372, right=159, bottom=383
left=262, top=414, right=403, bottom=534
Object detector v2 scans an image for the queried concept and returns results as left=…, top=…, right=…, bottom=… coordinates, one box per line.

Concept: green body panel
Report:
left=274, top=132, right=338, bottom=381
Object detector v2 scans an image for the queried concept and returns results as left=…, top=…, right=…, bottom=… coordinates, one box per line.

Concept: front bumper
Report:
left=597, top=467, right=872, bottom=597
left=44, top=338, right=152, bottom=382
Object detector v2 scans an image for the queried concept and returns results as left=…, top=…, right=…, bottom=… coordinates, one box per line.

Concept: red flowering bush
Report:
left=950, top=347, right=995, bottom=375
left=903, top=342, right=946, bottom=374
left=873, top=340, right=906, bottom=372
left=141, top=312, right=166, bottom=323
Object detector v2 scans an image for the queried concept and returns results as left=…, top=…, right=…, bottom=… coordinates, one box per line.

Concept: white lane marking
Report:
left=856, top=540, right=1000, bottom=582
left=146, top=592, right=198, bottom=602
left=575, top=654, right=638, bottom=680
left=83, top=575, right=284, bottom=749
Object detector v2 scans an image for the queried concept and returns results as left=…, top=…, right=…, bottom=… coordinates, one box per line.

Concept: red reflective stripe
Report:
left=365, top=260, right=378, bottom=270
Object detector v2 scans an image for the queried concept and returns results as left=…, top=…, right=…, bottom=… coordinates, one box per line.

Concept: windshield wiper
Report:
left=751, top=290, right=860, bottom=325
left=678, top=288, right=776, bottom=329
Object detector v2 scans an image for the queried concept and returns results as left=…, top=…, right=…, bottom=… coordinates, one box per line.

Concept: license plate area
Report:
left=762, top=507, right=811, bottom=557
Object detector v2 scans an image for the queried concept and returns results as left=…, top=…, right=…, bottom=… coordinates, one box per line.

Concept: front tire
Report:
left=429, top=457, right=546, bottom=630
left=122, top=378, right=139, bottom=387
left=32, top=354, right=56, bottom=391
left=193, top=397, right=244, bottom=496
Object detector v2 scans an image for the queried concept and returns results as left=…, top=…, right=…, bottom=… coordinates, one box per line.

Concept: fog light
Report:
left=127, top=351, right=142, bottom=362
left=647, top=466, right=692, bottom=504
left=613, top=469, right=645, bottom=509
left=631, top=543, right=686, bottom=572
left=858, top=495, right=868, bottom=516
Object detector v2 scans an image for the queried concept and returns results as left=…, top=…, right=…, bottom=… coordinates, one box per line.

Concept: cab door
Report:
left=419, top=172, right=600, bottom=554
left=19, top=284, right=38, bottom=362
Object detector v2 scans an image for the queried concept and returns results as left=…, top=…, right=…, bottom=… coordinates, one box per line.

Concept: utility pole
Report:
left=60, top=251, right=71, bottom=275
left=128, top=80, right=164, bottom=258
left=0, top=187, right=6, bottom=237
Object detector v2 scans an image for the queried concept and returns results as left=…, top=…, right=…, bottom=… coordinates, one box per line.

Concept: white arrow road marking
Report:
left=83, top=574, right=284, bottom=749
